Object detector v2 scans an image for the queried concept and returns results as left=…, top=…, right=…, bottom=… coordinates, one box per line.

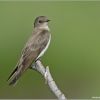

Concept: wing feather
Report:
left=8, top=29, right=50, bottom=85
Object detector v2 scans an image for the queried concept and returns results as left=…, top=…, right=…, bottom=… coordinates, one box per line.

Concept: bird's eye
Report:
left=39, top=20, right=43, bottom=23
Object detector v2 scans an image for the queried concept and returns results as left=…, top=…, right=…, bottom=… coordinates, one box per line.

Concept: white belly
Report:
left=36, top=34, right=51, bottom=59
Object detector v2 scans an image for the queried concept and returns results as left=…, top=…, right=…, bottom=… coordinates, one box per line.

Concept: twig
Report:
left=31, top=60, right=67, bottom=100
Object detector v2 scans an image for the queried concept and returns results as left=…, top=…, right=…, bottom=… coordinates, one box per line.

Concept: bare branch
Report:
left=31, top=60, right=67, bottom=100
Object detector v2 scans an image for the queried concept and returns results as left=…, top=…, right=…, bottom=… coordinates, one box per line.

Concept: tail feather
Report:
left=7, top=65, right=21, bottom=86
left=9, top=79, right=17, bottom=85
left=9, top=73, right=19, bottom=86
left=7, top=66, right=18, bottom=81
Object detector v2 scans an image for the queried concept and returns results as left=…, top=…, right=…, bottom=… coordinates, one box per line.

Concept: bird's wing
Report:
left=8, top=30, right=50, bottom=85
left=19, top=29, right=50, bottom=72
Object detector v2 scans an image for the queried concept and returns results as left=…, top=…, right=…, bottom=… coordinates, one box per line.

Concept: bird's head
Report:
left=34, top=16, right=50, bottom=29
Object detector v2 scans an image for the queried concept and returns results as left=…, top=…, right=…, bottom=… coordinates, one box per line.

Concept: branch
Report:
left=31, top=60, right=67, bottom=100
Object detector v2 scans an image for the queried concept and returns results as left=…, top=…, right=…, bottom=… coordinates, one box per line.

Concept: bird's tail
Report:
left=7, top=65, right=21, bottom=86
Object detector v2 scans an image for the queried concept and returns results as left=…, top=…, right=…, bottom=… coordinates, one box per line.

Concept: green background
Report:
left=0, top=1, right=100, bottom=99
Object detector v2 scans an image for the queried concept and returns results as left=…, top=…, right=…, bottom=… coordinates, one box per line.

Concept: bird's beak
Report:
left=47, top=19, right=51, bottom=22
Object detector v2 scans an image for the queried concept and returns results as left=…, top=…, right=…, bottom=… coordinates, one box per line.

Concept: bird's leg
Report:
left=30, top=58, right=41, bottom=70
left=32, top=63, right=36, bottom=69
left=30, top=62, right=37, bottom=70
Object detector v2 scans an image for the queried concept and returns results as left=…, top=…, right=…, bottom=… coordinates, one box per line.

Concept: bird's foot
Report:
left=30, top=63, right=37, bottom=70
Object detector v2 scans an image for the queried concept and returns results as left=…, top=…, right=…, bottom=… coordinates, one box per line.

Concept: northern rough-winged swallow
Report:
left=8, top=16, right=51, bottom=85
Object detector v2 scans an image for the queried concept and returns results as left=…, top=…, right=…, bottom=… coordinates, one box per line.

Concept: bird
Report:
left=7, top=16, right=51, bottom=86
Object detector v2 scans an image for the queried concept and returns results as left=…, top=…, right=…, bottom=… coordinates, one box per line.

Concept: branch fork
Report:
left=32, top=60, right=67, bottom=100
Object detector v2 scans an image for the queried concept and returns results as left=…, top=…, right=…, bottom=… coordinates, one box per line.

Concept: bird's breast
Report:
left=36, top=34, right=51, bottom=59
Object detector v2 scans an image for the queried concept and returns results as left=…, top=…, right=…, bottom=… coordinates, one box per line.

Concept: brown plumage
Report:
left=7, top=16, right=51, bottom=85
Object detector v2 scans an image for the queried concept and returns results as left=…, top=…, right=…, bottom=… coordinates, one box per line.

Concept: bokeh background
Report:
left=0, top=1, right=100, bottom=99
